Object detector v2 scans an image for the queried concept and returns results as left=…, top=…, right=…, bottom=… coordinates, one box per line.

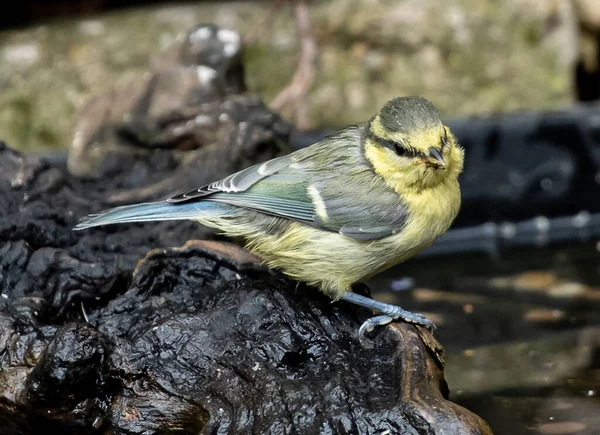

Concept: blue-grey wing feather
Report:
left=339, top=226, right=395, bottom=241
left=313, top=190, right=407, bottom=240
left=208, top=192, right=316, bottom=222
left=167, top=155, right=292, bottom=201
left=166, top=126, right=408, bottom=241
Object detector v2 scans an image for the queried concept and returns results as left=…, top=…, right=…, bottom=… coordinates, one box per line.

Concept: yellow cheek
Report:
left=446, top=135, right=465, bottom=177
left=364, top=140, right=421, bottom=193
left=365, top=140, right=397, bottom=177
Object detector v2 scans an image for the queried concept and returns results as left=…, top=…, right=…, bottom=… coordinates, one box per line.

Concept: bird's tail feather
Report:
left=73, top=200, right=227, bottom=230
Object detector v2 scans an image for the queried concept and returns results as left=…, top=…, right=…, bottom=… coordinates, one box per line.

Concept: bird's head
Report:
left=363, top=96, right=464, bottom=193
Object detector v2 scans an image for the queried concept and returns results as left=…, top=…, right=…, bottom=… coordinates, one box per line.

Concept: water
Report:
left=368, top=242, right=600, bottom=434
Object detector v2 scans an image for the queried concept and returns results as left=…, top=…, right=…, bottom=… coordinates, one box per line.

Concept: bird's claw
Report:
left=358, top=315, right=393, bottom=346
left=403, top=311, right=438, bottom=337
left=358, top=311, right=438, bottom=346
left=340, top=291, right=438, bottom=346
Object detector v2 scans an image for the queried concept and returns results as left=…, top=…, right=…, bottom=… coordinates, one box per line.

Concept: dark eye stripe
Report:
left=365, top=122, right=426, bottom=158
left=380, top=139, right=418, bottom=157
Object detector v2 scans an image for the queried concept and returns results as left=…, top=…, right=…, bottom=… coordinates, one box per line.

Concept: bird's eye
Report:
left=393, top=143, right=407, bottom=157
left=377, top=137, right=412, bottom=157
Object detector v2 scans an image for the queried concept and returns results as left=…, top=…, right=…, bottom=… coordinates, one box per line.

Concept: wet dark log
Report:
left=0, top=24, right=491, bottom=435
left=0, top=182, right=491, bottom=433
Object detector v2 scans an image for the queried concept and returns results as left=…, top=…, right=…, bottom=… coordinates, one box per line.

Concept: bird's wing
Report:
left=167, top=155, right=294, bottom=201
left=307, top=184, right=408, bottom=241
left=167, top=135, right=408, bottom=241
left=168, top=153, right=317, bottom=223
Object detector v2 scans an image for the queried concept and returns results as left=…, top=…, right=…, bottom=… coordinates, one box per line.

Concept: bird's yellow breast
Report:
left=391, top=175, right=461, bottom=259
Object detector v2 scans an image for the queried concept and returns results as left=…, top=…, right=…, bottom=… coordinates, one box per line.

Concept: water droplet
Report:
left=541, top=178, right=553, bottom=190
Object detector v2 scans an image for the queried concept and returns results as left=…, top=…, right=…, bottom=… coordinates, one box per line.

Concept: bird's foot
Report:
left=341, top=291, right=437, bottom=346
left=358, top=310, right=437, bottom=341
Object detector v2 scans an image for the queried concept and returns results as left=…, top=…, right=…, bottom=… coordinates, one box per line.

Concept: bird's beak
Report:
left=428, top=147, right=446, bottom=167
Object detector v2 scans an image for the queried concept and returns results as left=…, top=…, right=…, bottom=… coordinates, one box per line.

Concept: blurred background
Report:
left=1, top=1, right=600, bottom=434
left=2, top=0, right=599, bottom=153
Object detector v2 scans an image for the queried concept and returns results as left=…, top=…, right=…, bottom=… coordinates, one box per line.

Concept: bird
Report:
left=74, top=95, right=464, bottom=342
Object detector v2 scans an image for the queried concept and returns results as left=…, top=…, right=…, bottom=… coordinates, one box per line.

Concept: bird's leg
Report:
left=341, top=290, right=437, bottom=342
left=349, top=282, right=372, bottom=297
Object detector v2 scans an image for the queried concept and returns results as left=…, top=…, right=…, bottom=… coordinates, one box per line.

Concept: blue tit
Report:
left=75, top=95, right=464, bottom=341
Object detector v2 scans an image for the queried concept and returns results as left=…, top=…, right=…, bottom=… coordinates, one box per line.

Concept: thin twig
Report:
left=269, top=0, right=318, bottom=130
